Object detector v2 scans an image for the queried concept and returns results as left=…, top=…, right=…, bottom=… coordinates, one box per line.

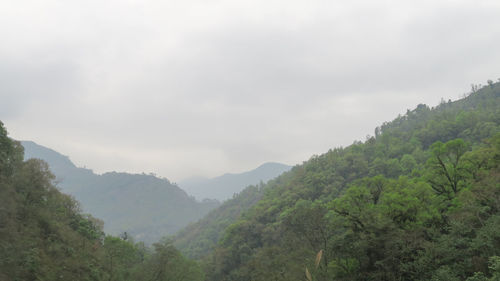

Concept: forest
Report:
left=191, top=82, right=500, bottom=281
left=1, top=81, right=499, bottom=281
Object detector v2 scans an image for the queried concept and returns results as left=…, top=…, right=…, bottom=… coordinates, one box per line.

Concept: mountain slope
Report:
left=179, top=162, right=292, bottom=201
left=1, top=123, right=206, bottom=281
left=21, top=141, right=219, bottom=243
left=180, top=82, right=500, bottom=281
left=174, top=182, right=268, bottom=259
left=0, top=124, right=107, bottom=280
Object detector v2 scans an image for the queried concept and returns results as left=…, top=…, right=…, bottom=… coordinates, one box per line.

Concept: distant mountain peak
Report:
left=179, top=162, right=292, bottom=201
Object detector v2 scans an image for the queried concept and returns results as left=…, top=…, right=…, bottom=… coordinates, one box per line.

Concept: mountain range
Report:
left=21, top=141, right=290, bottom=243
left=21, top=141, right=218, bottom=243
left=2, top=80, right=499, bottom=281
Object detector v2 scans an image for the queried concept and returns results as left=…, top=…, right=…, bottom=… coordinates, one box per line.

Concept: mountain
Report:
left=20, top=141, right=95, bottom=194
left=21, top=141, right=219, bottom=243
left=174, top=183, right=267, bottom=259
left=1, top=123, right=205, bottom=281
left=0, top=128, right=106, bottom=280
left=179, top=162, right=292, bottom=201
left=175, top=82, right=500, bottom=281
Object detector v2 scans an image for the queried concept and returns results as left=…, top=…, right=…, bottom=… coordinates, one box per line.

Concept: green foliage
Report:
left=137, top=239, right=204, bottom=281
left=0, top=122, right=204, bottom=281
left=425, top=139, right=472, bottom=198
left=2, top=81, right=500, bottom=281
left=467, top=257, right=500, bottom=281
left=174, top=184, right=265, bottom=260
left=0, top=122, right=105, bottom=280
left=194, top=82, right=500, bottom=281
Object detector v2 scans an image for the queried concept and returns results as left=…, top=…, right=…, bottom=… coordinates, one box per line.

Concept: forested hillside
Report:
left=187, top=82, right=500, bottom=281
left=21, top=141, right=219, bottom=243
left=0, top=122, right=205, bottom=281
left=174, top=182, right=268, bottom=259
left=2, top=81, right=499, bottom=281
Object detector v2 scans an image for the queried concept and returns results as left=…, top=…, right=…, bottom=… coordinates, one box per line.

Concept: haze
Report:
left=1, top=0, right=499, bottom=181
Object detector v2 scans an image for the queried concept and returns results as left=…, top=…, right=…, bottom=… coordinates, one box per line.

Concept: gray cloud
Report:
left=1, top=0, right=499, bottom=180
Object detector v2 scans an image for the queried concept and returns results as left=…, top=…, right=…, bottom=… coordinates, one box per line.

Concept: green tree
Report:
left=425, top=139, right=471, bottom=198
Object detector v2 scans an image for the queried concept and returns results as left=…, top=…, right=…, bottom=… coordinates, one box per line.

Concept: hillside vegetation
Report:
left=2, top=80, right=500, bottom=281
left=186, top=82, right=500, bottom=281
left=0, top=122, right=205, bottom=281
left=174, top=182, right=267, bottom=259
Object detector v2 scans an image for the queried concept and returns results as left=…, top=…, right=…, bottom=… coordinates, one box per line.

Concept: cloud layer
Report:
left=2, top=0, right=500, bottom=180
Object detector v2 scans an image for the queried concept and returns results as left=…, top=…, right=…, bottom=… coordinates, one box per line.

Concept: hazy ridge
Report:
left=179, top=162, right=292, bottom=201
left=21, top=141, right=219, bottom=243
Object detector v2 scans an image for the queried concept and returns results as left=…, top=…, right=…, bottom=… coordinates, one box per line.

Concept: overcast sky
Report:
left=1, top=0, right=499, bottom=181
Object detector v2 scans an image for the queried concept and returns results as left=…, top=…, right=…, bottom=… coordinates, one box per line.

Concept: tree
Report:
left=141, top=239, right=204, bottom=281
left=425, top=139, right=471, bottom=198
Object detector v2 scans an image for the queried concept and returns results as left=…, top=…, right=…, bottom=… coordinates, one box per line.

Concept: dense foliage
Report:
left=0, top=122, right=204, bottom=281
left=174, top=182, right=267, bottom=259
left=190, top=82, right=500, bottom=281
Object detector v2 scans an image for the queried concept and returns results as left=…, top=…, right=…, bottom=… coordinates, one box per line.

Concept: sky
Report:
left=1, top=0, right=500, bottom=182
